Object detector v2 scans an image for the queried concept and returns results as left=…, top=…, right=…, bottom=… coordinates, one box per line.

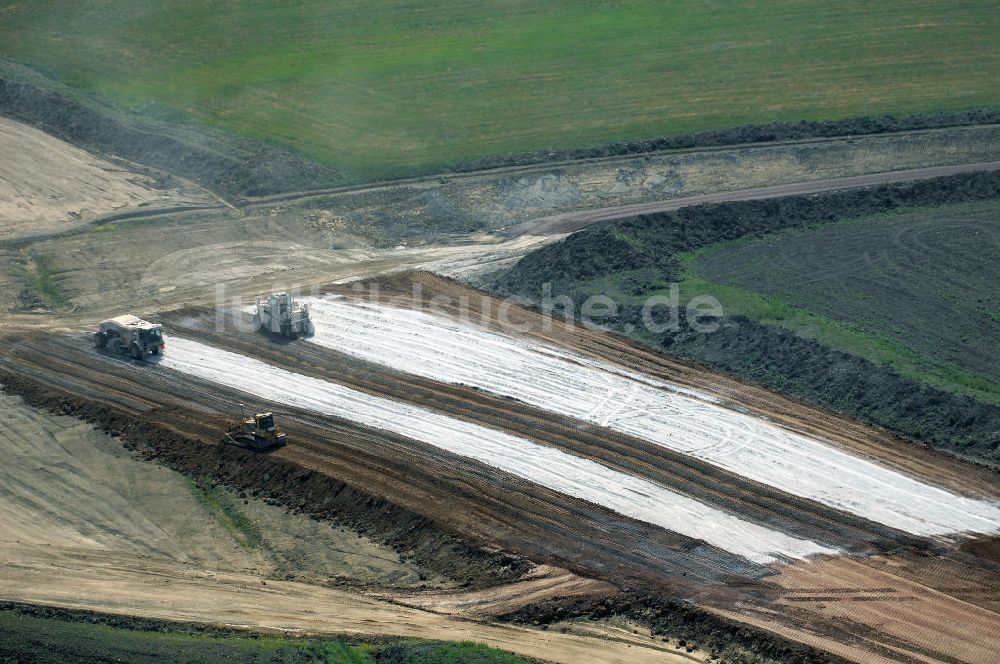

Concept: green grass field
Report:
left=0, top=608, right=533, bottom=663
left=0, top=1, right=997, bottom=182
left=685, top=200, right=1000, bottom=402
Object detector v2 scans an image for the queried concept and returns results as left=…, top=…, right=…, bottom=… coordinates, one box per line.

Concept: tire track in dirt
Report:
left=359, top=273, right=1000, bottom=502
left=285, top=294, right=1000, bottom=536
left=164, top=309, right=923, bottom=555
left=726, top=554, right=1000, bottom=664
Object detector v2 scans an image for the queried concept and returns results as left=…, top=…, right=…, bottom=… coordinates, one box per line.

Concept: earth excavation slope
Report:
left=2, top=273, right=999, bottom=664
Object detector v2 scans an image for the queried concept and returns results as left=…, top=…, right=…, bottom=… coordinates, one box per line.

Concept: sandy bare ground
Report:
left=0, top=390, right=696, bottom=662
left=0, top=389, right=438, bottom=584
left=754, top=556, right=1000, bottom=664
left=377, top=566, right=616, bottom=617
left=0, top=543, right=695, bottom=664
left=0, top=117, right=212, bottom=238
left=713, top=555, right=1000, bottom=664
left=0, top=391, right=262, bottom=568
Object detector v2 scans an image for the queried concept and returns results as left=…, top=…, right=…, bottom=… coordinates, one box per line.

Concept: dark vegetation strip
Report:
left=493, top=171, right=1000, bottom=463
left=185, top=475, right=263, bottom=551
left=16, top=250, right=67, bottom=310
left=0, top=373, right=846, bottom=664
left=0, top=73, right=339, bottom=199
left=450, top=109, right=1000, bottom=172
left=499, top=596, right=850, bottom=664
left=0, top=602, right=533, bottom=664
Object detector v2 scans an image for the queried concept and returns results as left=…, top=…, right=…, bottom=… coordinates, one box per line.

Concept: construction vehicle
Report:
left=222, top=410, right=287, bottom=452
left=254, top=292, right=314, bottom=339
left=94, top=315, right=165, bottom=360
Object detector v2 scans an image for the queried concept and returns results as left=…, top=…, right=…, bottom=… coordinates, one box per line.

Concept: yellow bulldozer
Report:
left=222, top=409, right=287, bottom=452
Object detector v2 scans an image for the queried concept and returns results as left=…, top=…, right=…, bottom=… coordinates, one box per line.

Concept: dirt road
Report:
left=6, top=126, right=998, bottom=249
left=506, top=160, right=1000, bottom=235
left=8, top=159, right=1000, bottom=330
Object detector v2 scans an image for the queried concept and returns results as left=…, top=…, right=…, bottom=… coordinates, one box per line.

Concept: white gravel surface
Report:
left=299, top=296, right=1000, bottom=538
left=159, top=336, right=836, bottom=564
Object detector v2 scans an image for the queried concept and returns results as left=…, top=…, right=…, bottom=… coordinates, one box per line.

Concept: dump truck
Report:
left=94, top=315, right=165, bottom=360
left=222, top=411, right=287, bottom=452
left=255, top=292, right=314, bottom=339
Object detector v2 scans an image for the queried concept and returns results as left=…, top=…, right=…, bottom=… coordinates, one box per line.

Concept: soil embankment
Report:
left=2, top=273, right=999, bottom=663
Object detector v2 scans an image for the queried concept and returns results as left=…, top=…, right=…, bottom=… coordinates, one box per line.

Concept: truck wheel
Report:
left=94, top=332, right=107, bottom=349
left=130, top=344, right=143, bottom=361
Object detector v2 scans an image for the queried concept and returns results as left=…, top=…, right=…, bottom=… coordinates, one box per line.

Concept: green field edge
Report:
left=673, top=203, right=1000, bottom=405
left=3, top=0, right=1000, bottom=184
left=5, top=52, right=999, bottom=191
left=0, top=602, right=535, bottom=664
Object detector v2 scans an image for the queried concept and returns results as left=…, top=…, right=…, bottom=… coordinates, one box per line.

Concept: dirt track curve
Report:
left=8, top=155, right=999, bottom=248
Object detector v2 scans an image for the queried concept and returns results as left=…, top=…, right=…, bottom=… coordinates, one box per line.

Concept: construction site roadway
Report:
left=2, top=272, right=999, bottom=664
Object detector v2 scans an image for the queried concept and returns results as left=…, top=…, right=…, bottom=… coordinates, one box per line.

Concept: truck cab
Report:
left=95, top=315, right=166, bottom=360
